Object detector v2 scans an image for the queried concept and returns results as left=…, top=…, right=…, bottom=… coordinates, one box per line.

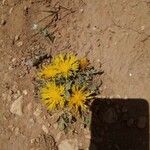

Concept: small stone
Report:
left=129, top=73, right=132, bottom=77
left=141, top=26, right=145, bottom=31
left=58, top=139, right=78, bottom=150
left=16, top=41, right=23, bottom=47
left=9, top=7, right=14, bottom=14
left=137, top=116, right=147, bottom=129
left=80, top=8, right=84, bottom=13
left=12, top=58, right=16, bottom=62
left=14, top=35, right=20, bottom=41
left=42, top=125, right=49, bottom=134
left=10, top=96, right=23, bottom=116
left=47, top=123, right=51, bottom=127
left=43, top=115, right=47, bottom=120
left=1, top=19, right=6, bottom=26
left=92, top=26, right=97, bottom=30
left=23, top=90, right=28, bottom=95
left=13, top=90, right=21, bottom=99
left=32, top=24, right=38, bottom=30
left=25, top=59, right=33, bottom=67
left=30, top=138, right=36, bottom=144
left=34, top=107, right=42, bottom=117
left=97, top=59, right=100, bottom=62
left=14, top=127, right=20, bottom=135
left=28, top=118, right=35, bottom=128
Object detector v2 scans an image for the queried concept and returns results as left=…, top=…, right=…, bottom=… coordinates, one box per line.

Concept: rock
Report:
left=42, top=125, right=49, bottom=134
left=137, top=116, right=147, bottom=129
left=103, top=108, right=117, bottom=123
left=58, top=139, right=78, bottom=150
left=10, top=96, right=23, bottom=116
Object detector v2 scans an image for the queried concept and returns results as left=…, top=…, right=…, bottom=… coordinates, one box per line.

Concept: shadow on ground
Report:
left=89, top=98, right=149, bottom=150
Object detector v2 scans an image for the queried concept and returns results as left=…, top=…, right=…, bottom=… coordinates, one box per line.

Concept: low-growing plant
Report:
left=37, top=52, right=102, bottom=131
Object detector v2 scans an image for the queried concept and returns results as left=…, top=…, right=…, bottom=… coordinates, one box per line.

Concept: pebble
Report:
left=137, top=116, right=147, bottom=129
left=12, top=58, right=16, bottom=62
left=80, top=8, right=84, bottom=13
left=129, top=73, right=132, bottom=77
left=58, top=139, right=78, bottom=150
left=42, top=125, right=49, bottom=134
left=28, top=118, right=35, bottom=128
left=30, top=138, right=36, bottom=144
left=1, top=19, right=6, bottom=26
left=25, top=59, right=33, bottom=67
left=92, top=26, right=97, bottom=30
left=32, top=24, right=38, bottom=30
left=14, top=127, right=20, bottom=135
left=34, top=107, right=42, bottom=117
left=9, top=7, right=14, bottom=14
left=23, top=90, right=28, bottom=95
left=13, top=91, right=21, bottom=99
left=141, top=26, right=145, bottom=31
left=14, top=35, right=20, bottom=42
left=16, top=41, right=23, bottom=47
left=10, top=96, right=23, bottom=116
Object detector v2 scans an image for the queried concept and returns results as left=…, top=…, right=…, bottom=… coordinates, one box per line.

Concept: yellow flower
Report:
left=52, top=53, right=79, bottom=78
left=68, top=86, right=93, bottom=112
left=40, top=82, right=65, bottom=110
left=79, top=57, right=89, bottom=70
left=38, top=64, right=58, bottom=79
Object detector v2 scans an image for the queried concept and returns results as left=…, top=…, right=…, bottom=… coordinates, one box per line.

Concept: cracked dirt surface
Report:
left=0, top=0, right=150, bottom=149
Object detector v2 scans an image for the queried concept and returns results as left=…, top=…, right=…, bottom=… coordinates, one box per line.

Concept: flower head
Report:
left=52, top=53, right=79, bottom=78
left=68, top=85, right=93, bottom=112
left=40, top=82, right=65, bottom=110
left=79, top=57, right=89, bottom=70
left=39, top=64, right=59, bottom=79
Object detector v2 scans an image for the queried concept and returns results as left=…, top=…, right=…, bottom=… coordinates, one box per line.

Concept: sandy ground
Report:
left=0, top=0, right=150, bottom=149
